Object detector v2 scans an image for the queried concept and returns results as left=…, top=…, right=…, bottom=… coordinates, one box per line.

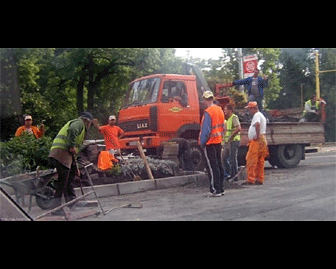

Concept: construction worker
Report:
left=93, top=115, right=124, bottom=155
left=15, top=115, right=45, bottom=138
left=199, top=91, right=226, bottom=197
left=303, top=95, right=326, bottom=122
left=48, top=112, right=94, bottom=215
left=222, top=104, right=241, bottom=181
left=232, top=68, right=268, bottom=112
left=244, top=102, right=268, bottom=185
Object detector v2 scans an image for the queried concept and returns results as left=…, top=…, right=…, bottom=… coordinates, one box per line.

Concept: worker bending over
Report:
left=48, top=112, right=94, bottom=215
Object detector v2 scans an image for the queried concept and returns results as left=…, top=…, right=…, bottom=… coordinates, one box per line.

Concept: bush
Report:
left=0, top=133, right=52, bottom=178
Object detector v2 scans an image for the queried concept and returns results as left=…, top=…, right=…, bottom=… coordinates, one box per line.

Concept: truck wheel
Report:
left=276, top=144, right=303, bottom=169
left=188, top=140, right=205, bottom=171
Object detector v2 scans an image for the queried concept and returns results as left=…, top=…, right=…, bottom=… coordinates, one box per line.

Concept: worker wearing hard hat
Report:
left=199, top=90, right=226, bottom=197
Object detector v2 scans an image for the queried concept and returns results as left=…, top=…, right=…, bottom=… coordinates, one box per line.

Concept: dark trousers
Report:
left=49, top=157, right=76, bottom=207
left=223, top=141, right=240, bottom=178
left=204, top=143, right=225, bottom=194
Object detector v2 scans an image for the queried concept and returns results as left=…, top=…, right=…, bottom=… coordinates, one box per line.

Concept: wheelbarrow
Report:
left=0, top=167, right=58, bottom=212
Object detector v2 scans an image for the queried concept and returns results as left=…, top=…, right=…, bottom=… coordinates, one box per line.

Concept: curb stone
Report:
left=74, top=171, right=207, bottom=198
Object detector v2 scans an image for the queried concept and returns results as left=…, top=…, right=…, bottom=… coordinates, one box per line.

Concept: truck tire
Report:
left=188, top=140, right=205, bottom=171
left=276, top=144, right=303, bottom=169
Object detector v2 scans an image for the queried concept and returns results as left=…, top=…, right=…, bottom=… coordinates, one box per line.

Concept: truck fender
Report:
left=176, top=124, right=200, bottom=140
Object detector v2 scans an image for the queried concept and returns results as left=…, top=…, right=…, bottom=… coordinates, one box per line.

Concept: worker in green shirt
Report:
left=48, top=112, right=94, bottom=215
left=222, top=104, right=241, bottom=181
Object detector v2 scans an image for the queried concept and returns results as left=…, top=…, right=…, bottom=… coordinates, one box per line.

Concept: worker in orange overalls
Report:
left=244, top=101, right=268, bottom=185
left=199, top=91, right=226, bottom=197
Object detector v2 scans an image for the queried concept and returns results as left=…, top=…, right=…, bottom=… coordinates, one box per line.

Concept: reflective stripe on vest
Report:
left=50, top=119, right=86, bottom=152
left=223, top=114, right=240, bottom=143
left=205, top=105, right=225, bottom=145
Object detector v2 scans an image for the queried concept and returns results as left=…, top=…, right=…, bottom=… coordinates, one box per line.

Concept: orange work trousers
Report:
left=246, top=135, right=268, bottom=183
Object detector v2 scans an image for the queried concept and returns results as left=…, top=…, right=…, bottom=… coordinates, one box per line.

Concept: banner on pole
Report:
left=243, top=54, right=258, bottom=78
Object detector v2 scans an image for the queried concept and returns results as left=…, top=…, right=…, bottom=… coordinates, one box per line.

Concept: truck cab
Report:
left=118, top=74, right=202, bottom=155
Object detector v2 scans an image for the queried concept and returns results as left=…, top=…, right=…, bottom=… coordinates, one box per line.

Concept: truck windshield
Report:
left=124, top=77, right=161, bottom=107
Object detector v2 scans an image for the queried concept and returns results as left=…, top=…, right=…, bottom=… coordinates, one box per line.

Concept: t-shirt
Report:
left=15, top=125, right=44, bottom=138
left=248, top=111, right=266, bottom=140
left=99, top=125, right=124, bottom=150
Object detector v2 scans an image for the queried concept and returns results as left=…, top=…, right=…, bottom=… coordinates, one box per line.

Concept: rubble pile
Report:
left=76, top=143, right=180, bottom=186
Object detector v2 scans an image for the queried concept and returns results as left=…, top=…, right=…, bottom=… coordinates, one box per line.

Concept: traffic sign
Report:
left=243, top=54, right=258, bottom=78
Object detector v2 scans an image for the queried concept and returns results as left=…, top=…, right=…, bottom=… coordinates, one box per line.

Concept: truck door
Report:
left=159, top=80, right=193, bottom=139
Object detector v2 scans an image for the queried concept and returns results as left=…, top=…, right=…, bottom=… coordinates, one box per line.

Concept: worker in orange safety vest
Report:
left=244, top=101, right=268, bottom=185
left=199, top=91, right=226, bottom=197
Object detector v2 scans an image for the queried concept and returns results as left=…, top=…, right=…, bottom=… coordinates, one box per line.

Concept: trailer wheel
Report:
left=276, top=144, right=303, bottom=168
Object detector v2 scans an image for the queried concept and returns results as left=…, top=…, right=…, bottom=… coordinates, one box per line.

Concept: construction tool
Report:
left=230, top=166, right=246, bottom=182
left=34, top=191, right=95, bottom=220
left=83, top=163, right=106, bottom=215
left=136, top=141, right=154, bottom=180
left=104, top=202, right=143, bottom=215
left=73, top=155, right=98, bottom=207
left=73, top=154, right=84, bottom=195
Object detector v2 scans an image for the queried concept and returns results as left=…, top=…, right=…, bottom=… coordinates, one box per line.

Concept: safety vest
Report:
left=223, top=114, right=240, bottom=143
left=50, top=119, right=86, bottom=152
left=304, top=100, right=320, bottom=115
left=205, top=105, right=225, bottom=145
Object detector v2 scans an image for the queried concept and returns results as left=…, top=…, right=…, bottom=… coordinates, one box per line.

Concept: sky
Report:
left=174, top=48, right=223, bottom=60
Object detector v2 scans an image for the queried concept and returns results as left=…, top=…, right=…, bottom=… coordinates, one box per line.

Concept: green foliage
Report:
left=2, top=47, right=335, bottom=150
left=0, top=133, right=52, bottom=177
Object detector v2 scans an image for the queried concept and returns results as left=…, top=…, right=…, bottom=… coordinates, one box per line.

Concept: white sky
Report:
left=174, top=48, right=223, bottom=60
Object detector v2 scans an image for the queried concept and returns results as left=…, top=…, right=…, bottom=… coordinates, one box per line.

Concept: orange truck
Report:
left=118, top=63, right=325, bottom=170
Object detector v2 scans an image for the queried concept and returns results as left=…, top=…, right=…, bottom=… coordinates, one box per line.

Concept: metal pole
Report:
left=237, top=48, right=244, bottom=93
left=315, top=50, right=320, bottom=99
left=300, top=84, right=304, bottom=109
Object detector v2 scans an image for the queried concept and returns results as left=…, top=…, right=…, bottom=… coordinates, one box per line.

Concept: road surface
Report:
left=83, top=149, right=335, bottom=221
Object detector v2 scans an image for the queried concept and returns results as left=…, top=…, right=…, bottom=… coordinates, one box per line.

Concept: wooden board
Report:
left=240, top=122, right=325, bottom=146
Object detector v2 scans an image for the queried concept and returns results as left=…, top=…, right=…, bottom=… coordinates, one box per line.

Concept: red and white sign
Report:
left=243, top=54, right=258, bottom=78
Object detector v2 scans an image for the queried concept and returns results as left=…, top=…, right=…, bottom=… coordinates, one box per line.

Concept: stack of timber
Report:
left=240, top=122, right=325, bottom=146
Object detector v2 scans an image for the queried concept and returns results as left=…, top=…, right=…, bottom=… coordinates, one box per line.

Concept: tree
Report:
left=268, top=48, right=314, bottom=109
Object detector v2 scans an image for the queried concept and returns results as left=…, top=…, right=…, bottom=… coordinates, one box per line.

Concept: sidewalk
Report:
left=309, top=142, right=336, bottom=153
